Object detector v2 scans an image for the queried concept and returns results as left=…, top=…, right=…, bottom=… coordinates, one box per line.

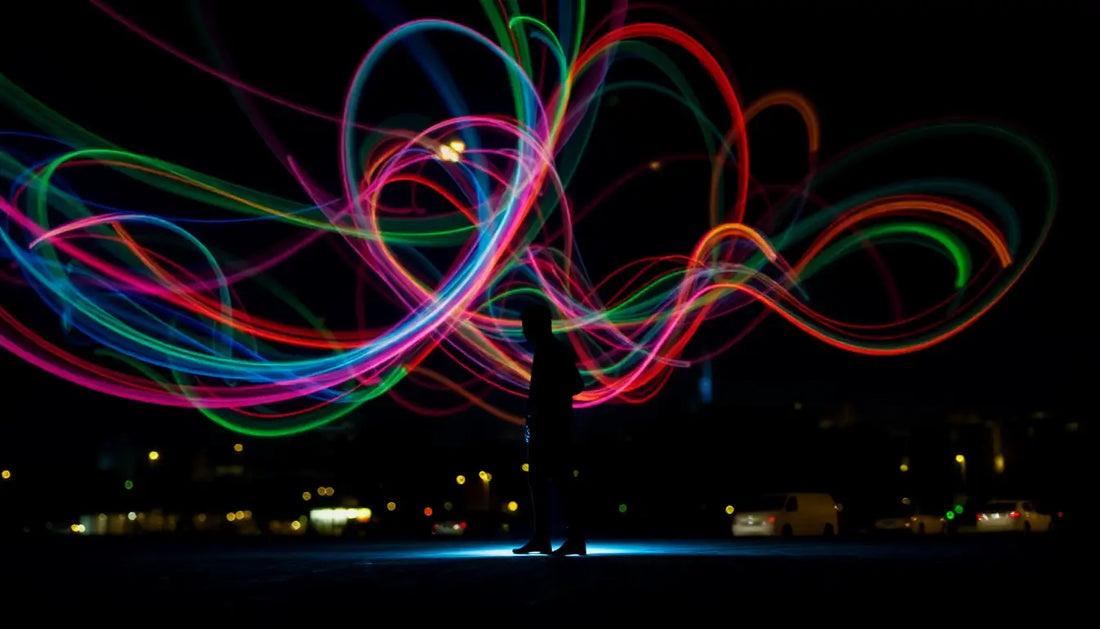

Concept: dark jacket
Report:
left=525, top=336, right=584, bottom=449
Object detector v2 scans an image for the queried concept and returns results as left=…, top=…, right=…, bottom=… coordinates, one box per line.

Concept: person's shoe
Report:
left=550, top=538, right=586, bottom=557
left=512, top=538, right=551, bottom=554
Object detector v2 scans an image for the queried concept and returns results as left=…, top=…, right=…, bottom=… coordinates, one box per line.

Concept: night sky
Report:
left=1, top=0, right=1095, bottom=473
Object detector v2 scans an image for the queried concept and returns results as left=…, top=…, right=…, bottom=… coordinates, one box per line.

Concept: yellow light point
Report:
left=725, top=505, right=735, bottom=515
left=456, top=475, right=466, bottom=485
left=899, top=463, right=909, bottom=473
left=301, top=491, right=311, bottom=501
left=955, top=454, right=965, bottom=463
left=478, top=471, right=489, bottom=482
left=147, top=450, right=160, bottom=461
left=447, top=139, right=465, bottom=153
left=1, top=470, right=10, bottom=480
left=572, top=469, right=579, bottom=478
left=649, top=160, right=661, bottom=170
left=235, top=511, right=245, bottom=520
left=438, top=144, right=460, bottom=162
left=994, top=453, right=1005, bottom=474
left=233, top=443, right=243, bottom=453
left=521, top=463, right=529, bottom=473
left=386, top=501, right=397, bottom=512
left=326, top=487, right=334, bottom=496
left=317, top=486, right=325, bottom=496
left=507, top=501, right=519, bottom=512
left=290, top=520, right=302, bottom=531
left=70, top=524, right=80, bottom=533
left=226, top=512, right=236, bottom=522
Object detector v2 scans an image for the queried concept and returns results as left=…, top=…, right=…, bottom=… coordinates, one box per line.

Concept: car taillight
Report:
left=1057, top=512, right=1064, bottom=518
left=977, top=513, right=983, bottom=521
left=459, top=521, right=467, bottom=529
left=1009, top=511, right=1020, bottom=518
left=767, top=516, right=776, bottom=524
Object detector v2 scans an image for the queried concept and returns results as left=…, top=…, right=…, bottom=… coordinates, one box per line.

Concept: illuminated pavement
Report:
left=3, top=535, right=1087, bottom=618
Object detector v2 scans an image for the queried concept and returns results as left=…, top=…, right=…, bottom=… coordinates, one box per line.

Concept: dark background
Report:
left=0, top=0, right=1095, bottom=535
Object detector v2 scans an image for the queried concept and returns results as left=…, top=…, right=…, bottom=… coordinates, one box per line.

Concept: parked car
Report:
left=431, top=520, right=467, bottom=537
left=873, top=504, right=946, bottom=535
left=975, top=500, right=1053, bottom=533
left=732, top=492, right=839, bottom=537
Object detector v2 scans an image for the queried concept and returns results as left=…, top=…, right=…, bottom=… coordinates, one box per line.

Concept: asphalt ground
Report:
left=0, top=532, right=1086, bottom=621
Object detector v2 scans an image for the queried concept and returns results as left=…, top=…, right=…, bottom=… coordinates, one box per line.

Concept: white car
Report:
left=873, top=508, right=947, bottom=535
left=431, top=520, right=467, bottom=536
left=975, top=500, right=1053, bottom=533
left=732, top=493, right=840, bottom=537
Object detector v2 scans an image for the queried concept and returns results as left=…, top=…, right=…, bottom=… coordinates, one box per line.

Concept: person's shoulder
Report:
left=551, top=337, right=577, bottom=360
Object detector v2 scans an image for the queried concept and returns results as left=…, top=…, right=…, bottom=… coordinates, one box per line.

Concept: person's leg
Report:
left=513, top=454, right=551, bottom=554
left=551, top=459, right=586, bottom=556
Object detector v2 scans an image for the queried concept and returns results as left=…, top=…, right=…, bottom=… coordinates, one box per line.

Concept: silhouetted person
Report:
left=512, top=302, right=586, bottom=556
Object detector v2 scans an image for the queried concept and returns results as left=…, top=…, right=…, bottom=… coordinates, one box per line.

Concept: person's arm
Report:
left=566, top=344, right=584, bottom=396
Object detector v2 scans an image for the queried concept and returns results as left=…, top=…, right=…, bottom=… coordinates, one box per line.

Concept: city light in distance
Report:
left=507, top=501, right=518, bottom=512
left=1, top=470, right=10, bottom=480
left=233, top=443, right=243, bottom=453
left=301, top=491, right=311, bottom=501
left=456, top=475, right=466, bottom=485
left=725, top=505, right=735, bottom=515
left=147, top=450, right=159, bottom=461
left=386, top=501, right=397, bottom=511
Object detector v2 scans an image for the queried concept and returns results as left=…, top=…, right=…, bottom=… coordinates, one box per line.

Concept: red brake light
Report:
left=1057, top=511, right=1064, bottom=518
left=1009, top=511, right=1020, bottom=519
left=976, top=513, right=982, bottom=521
left=767, top=516, right=776, bottom=524
left=459, top=521, right=467, bottom=529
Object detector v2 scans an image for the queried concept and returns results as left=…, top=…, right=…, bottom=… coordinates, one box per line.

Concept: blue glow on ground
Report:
left=285, top=539, right=979, bottom=562
left=431, top=541, right=709, bottom=558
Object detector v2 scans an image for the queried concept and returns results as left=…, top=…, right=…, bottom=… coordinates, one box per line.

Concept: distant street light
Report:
left=955, top=454, right=967, bottom=484
left=479, top=471, right=491, bottom=510
left=147, top=450, right=160, bottom=462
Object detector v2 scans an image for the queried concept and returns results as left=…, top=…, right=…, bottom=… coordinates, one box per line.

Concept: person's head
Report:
left=521, top=302, right=553, bottom=345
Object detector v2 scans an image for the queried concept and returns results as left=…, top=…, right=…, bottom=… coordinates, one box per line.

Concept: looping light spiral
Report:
left=0, top=1, right=1056, bottom=436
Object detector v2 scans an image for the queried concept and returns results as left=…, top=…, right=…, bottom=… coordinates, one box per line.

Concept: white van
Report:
left=731, top=492, right=840, bottom=537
